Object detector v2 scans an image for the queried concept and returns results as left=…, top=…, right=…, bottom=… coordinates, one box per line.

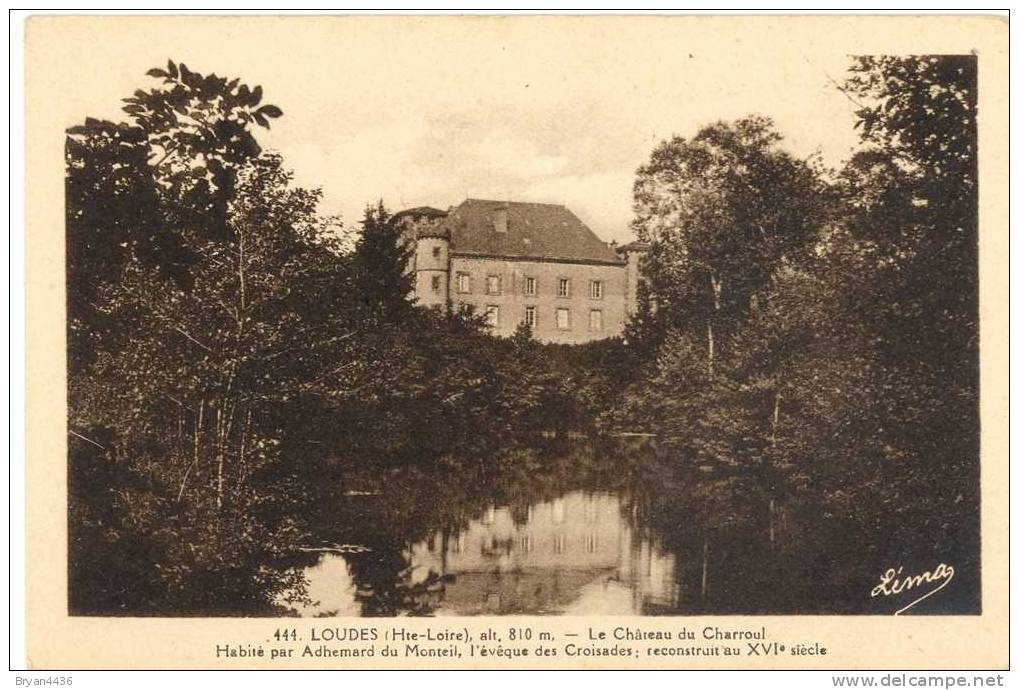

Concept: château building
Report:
left=393, top=199, right=648, bottom=344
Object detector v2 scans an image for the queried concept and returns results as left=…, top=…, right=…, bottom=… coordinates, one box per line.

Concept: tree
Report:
left=842, top=55, right=978, bottom=380
left=66, top=61, right=285, bottom=370
left=631, top=116, right=831, bottom=373
left=65, top=119, right=183, bottom=374
left=510, top=320, right=534, bottom=346
left=607, top=65, right=981, bottom=613
left=123, top=60, right=284, bottom=244
left=621, top=276, right=664, bottom=363
left=351, top=201, right=414, bottom=325
left=620, top=117, right=832, bottom=444
left=66, top=62, right=348, bottom=614
left=839, top=55, right=981, bottom=607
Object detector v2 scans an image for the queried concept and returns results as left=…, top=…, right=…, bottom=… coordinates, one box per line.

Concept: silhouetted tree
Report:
left=631, top=116, right=831, bottom=372
left=351, top=201, right=414, bottom=324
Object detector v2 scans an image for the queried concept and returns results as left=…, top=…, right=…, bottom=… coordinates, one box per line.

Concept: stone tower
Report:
left=617, top=241, right=650, bottom=316
left=391, top=207, right=450, bottom=311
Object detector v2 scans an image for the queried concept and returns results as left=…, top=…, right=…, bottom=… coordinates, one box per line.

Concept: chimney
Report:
left=493, top=205, right=508, bottom=234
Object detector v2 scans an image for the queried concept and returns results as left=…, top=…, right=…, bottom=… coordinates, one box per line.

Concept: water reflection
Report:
left=276, top=438, right=981, bottom=616
left=292, top=490, right=679, bottom=617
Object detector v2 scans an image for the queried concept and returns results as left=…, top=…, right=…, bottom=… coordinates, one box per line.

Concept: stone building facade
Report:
left=394, top=199, right=647, bottom=345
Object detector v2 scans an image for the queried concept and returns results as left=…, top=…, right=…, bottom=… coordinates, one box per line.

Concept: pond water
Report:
left=273, top=441, right=724, bottom=617
left=291, top=489, right=680, bottom=616
left=274, top=440, right=978, bottom=617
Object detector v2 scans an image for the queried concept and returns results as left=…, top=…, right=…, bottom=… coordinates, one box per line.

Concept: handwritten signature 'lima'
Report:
left=871, top=563, right=955, bottom=615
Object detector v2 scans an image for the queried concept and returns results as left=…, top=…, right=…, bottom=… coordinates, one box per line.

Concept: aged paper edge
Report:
left=24, top=14, right=1009, bottom=670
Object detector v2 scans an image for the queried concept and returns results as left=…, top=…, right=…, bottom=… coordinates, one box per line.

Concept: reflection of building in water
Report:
left=408, top=491, right=679, bottom=616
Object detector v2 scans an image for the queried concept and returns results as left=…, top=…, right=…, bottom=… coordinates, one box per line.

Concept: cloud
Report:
left=202, top=21, right=861, bottom=237
left=469, top=135, right=571, bottom=179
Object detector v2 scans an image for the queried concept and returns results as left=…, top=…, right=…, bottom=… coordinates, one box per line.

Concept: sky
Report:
left=44, top=16, right=866, bottom=244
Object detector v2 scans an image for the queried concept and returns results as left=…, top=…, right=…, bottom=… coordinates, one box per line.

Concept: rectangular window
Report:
left=590, top=280, right=603, bottom=299
left=432, top=246, right=441, bottom=258
left=556, top=307, right=570, bottom=329
left=524, top=276, right=537, bottom=296
left=486, top=274, right=501, bottom=295
left=589, top=309, right=603, bottom=332
left=485, top=305, right=499, bottom=327
left=553, top=534, right=566, bottom=554
left=524, top=306, right=536, bottom=327
left=557, top=277, right=570, bottom=298
left=431, top=275, right=441, bottom=292
left=457, top=272, right=471, bottom=293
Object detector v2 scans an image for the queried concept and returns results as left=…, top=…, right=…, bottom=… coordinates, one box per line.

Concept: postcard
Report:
left=23, top=13, right=1009, bottom=670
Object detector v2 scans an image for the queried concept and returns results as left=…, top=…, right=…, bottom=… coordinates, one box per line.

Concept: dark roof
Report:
left=391, top=206, right=448, bottom=223
left=442, top=199, right=622, bottom=264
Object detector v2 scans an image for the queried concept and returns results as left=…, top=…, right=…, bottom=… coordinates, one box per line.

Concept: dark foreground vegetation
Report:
left=68, top=56, right=978, bottom=615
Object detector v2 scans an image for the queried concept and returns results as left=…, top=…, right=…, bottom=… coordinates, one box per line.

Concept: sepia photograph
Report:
left=62, top=22, right=981, bottom=620
left=18, top=12, right=1010, bottom=671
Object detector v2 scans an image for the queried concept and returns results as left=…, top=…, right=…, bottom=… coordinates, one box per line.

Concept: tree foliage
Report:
left=68, top=56, right=981, bottom=616
left=351, top=201, right=414, bottom=324
left=631, top=117, right=832, bottom=373
left=68, top=63, right=354, bottom=613
left=612, top=60, right=980, bottom=611
left=67, top=62, right=620, bottom=615
left=843, top=55, right=978, bottom=376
